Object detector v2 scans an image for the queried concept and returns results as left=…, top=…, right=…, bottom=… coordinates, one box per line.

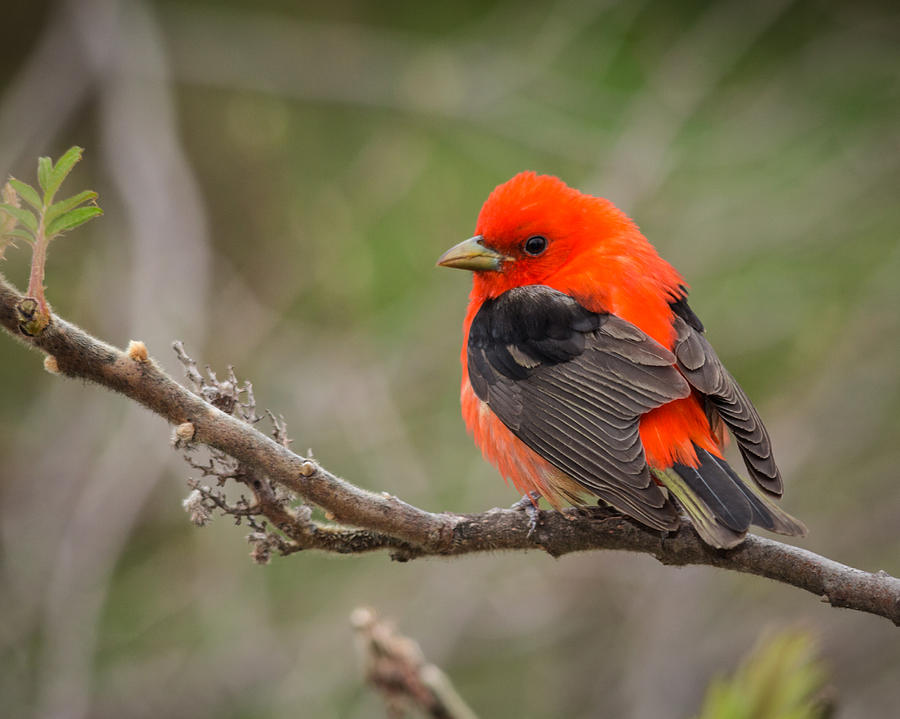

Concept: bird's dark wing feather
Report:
left=468, top=285, right=689, bottom=530
left=670, top=309, right=783, bottom=496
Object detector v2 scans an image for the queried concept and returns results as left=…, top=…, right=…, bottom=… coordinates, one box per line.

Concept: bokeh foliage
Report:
left=0, top=1, right=898, bottom=717
left=696, top=631, right=829, bottom=719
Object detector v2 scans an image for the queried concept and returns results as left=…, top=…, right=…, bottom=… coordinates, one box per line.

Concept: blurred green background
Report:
left=1, top=1, right=898, bottom=717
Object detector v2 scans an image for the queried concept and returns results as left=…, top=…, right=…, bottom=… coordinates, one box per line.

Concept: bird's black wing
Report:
left=670, top=300, right=783, bottom=496
left=467, top=285, right=690, bottom=530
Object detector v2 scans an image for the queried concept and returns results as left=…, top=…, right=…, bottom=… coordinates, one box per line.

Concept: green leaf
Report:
left=45, top=190, right=99, bottom=225
left=0, top=203, right=38, bottom=233
left=8, top=178, right=43, bottom=211
left=37, top=156, right=52, bottom=193
left=46, top=205, right=103, bottom=235
left=3, top=228, right=35, bottom=243
left=43, top=146, right=84, bottom=205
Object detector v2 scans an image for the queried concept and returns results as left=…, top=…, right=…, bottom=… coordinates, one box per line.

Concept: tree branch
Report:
left=2, top=274, right=899, bottom=626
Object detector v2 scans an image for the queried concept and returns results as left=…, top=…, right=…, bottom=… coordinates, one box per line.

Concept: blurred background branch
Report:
left=352, top=607, right=479, bottom=719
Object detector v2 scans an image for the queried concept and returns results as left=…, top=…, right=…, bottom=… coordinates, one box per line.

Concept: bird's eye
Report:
left=523, top=235, right=548, bottom=256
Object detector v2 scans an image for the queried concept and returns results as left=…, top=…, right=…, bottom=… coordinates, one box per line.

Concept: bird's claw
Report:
left=510, top=492, right=543, bottom=539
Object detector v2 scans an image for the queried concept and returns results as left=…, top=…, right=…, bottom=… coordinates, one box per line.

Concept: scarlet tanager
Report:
left=437, top=172, right=805, bottom=548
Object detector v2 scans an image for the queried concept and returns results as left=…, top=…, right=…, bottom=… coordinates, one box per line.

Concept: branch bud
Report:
left=127, top=340, right=149, bottom=362
left=175, top=422, right=195, bottom=441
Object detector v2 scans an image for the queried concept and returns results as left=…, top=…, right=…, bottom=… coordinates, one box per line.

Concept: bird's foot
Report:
left=510, top=492, right=543, bottom=538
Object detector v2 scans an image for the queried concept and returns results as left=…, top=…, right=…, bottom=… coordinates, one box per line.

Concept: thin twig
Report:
left=2, top=275, right=899, bottom=625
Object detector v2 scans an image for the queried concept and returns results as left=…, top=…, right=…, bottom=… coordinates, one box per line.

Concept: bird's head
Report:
left=437, top=171, right=653, bottom=300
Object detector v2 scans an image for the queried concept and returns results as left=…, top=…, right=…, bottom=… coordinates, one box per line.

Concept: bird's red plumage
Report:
left=459, top=172, right=722, bottom=506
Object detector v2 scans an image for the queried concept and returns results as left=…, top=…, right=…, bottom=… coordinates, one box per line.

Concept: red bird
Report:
left=437, top=172, right=805, bottom=548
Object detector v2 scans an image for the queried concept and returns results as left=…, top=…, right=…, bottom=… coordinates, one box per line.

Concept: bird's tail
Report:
left=652, top=446, right=807, bottom=549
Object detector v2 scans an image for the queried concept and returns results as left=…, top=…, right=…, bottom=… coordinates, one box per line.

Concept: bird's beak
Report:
left=436, top=235, right=510, bottom=272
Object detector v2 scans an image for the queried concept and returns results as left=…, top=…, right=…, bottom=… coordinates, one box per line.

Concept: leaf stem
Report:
left=26, top=211, right=50, bottom=315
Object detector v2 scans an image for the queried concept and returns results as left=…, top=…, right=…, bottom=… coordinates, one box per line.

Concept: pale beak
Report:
left=436, top=235, right=510, bottom=272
